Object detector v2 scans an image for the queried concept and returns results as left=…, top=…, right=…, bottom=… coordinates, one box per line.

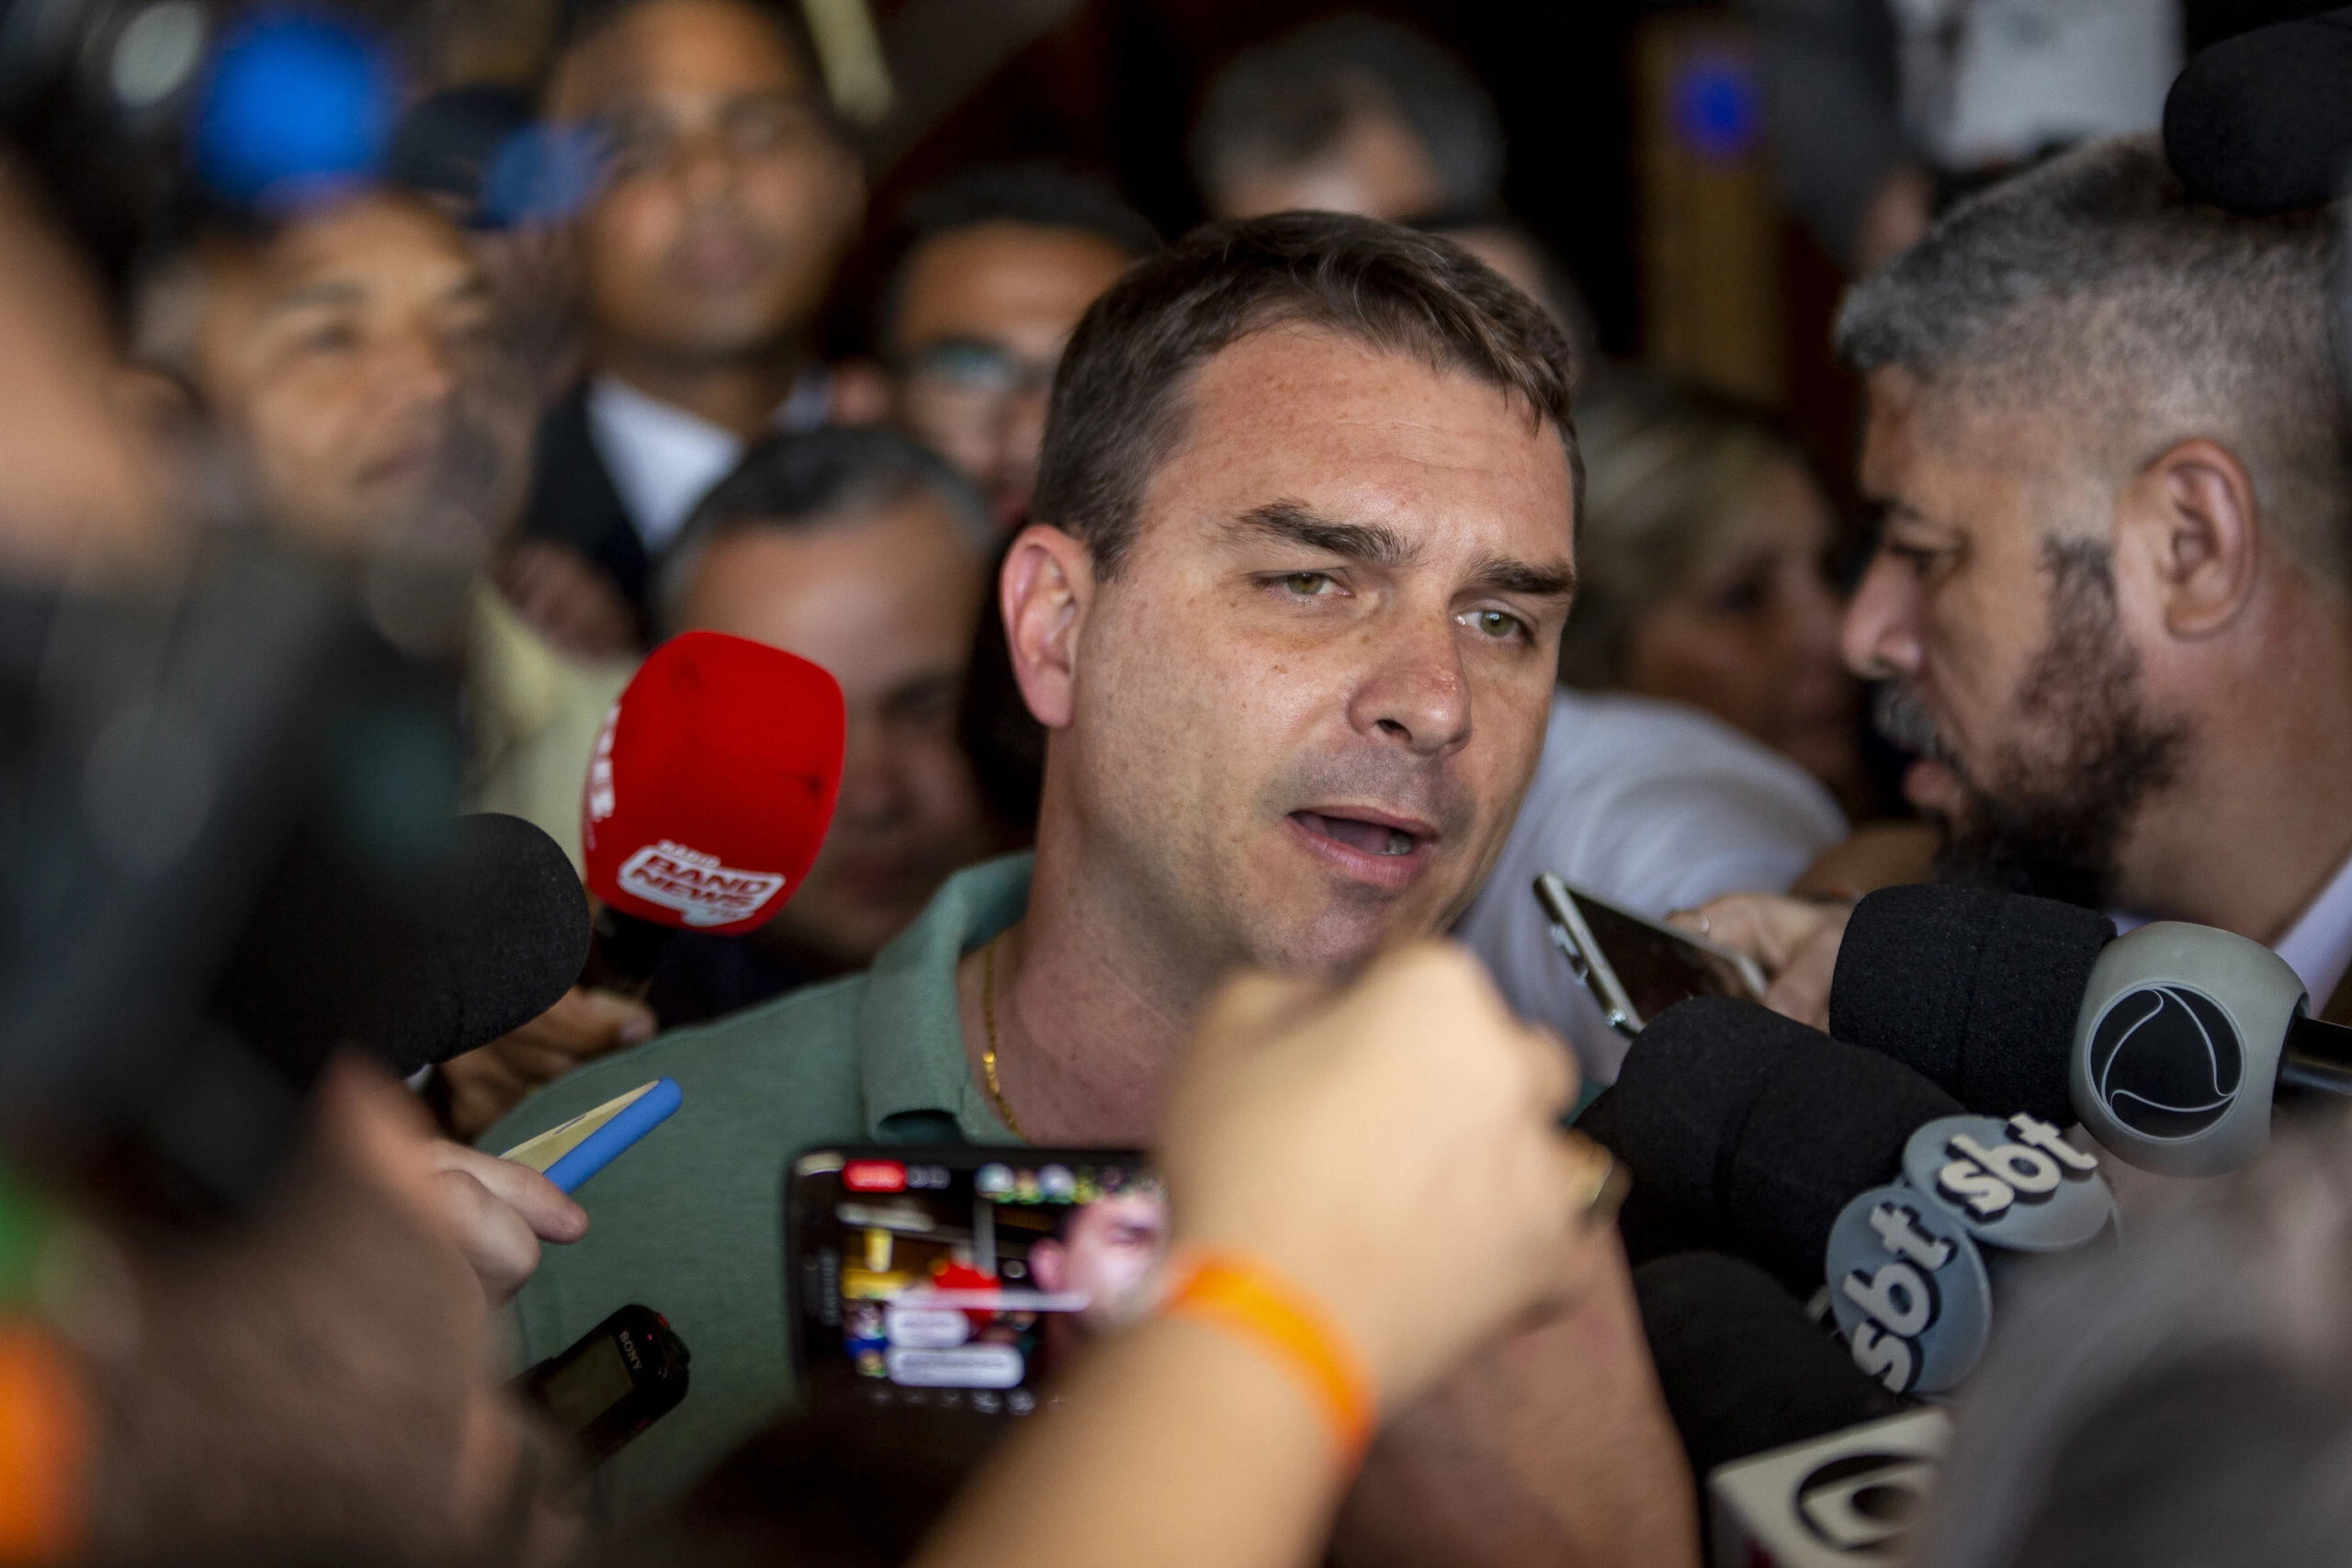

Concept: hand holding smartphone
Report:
left=786, top=1147, right=1164, bottom=1424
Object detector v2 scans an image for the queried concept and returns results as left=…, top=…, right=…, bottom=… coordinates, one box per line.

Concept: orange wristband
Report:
left=1161, top=1250, right=1374, bottom=1461
left=0, top=1324, right=91, bottom=1564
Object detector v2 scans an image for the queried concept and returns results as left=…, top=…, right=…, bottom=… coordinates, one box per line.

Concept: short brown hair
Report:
left=1033, top=210, right=1580, bottom=576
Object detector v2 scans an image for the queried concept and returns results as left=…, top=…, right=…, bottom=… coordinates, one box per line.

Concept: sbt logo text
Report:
left=1931, top=1113, right=2099, bottom=1222
left=1837, top=1195, right=1970, bottom=1394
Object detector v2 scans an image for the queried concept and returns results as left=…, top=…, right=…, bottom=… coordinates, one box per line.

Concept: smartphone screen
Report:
left=787, top=1147, right=1162, bottom=1419
left=1536, top=875, right=1765, bottom=1033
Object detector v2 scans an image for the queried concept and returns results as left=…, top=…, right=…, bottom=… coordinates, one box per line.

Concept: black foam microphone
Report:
left=1830, top=883, right=2352, bottom=1176
left=379, top=812, right=591, bottom=1074
left=2163, top=6, right=2352, bottom=213
left=1634, top=1251, right=1902, bottom=1483
left=211, top=812, right=589, bottom=1080
left=1578, top=997, right=1966, bottom=1284
left=1829, top=884, right=2112, bottom=1128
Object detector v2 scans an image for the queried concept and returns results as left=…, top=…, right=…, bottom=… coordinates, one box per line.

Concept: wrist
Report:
left=1158, top=1247, right=1376, bottom=1464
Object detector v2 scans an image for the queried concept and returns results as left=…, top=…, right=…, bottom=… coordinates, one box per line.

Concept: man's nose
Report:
left=831, top=717, right=909, bottom=827
left=378, top=328, right=458, bottom=415
left=1348, top=615, right=1472, bottom=757
left=676, top=127, right=741, bottom=206
left=1841, top=551, right=1925, bottom=681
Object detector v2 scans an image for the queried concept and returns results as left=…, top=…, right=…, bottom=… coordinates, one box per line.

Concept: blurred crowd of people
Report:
left=9, top=0, right=2352, bottom=1564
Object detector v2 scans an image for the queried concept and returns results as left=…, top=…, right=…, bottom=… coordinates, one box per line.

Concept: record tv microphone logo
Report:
left=2086, top=983, right=2244, bottom=1140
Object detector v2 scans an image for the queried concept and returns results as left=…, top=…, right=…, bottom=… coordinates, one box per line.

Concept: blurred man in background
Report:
left=131, top=189, right=527, bottom=562
left=127, top=186, right=657, bottom=1141
left=0, top=148, right=590, bottom=1566
left=644, top=426, right=1002, bottom=1027
left=874, top=164, right=1158, bottom=527
left=1747, top=0, right=2185, bottom=274
left=1190, top=14, right=1505, bottom=223
left=1416, top=212, right=1597, bottom=355
left=511, top=0, right=865, bottom=650
left=1692, top=136, right=2352, bottom=1027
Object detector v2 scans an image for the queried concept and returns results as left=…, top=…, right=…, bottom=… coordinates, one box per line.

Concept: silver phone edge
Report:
left=1533, top=873, right=1645, bottom=1035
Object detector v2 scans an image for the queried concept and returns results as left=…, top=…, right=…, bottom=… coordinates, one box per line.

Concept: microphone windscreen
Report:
left=584, top=631, right=846, bottom=935
left=2163, top=7, right=2352, bottom=213
left=1830, top=884, right=2111, bottom=1126
left=376, top=812, right=590, bottom=1075
left=209, top=813, right=589, bottom=1081
left=1634, top=1251, right=1901, bottom=1481
left=1581, top=997, right=1964, bottom=1282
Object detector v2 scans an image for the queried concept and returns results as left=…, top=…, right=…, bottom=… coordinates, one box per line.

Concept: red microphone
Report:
left=580, top=631, right=846, bottom=988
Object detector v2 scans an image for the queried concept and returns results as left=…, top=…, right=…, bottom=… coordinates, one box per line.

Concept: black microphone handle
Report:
left=580, top=906, right=676, bottom=999
left=2278, top=1014, right=2352, bottom=1099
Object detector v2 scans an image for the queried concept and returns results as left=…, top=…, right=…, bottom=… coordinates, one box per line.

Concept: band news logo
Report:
left=616, top=840, right=787, bottom=927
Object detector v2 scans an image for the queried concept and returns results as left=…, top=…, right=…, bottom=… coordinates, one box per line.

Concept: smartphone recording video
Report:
left=787, top=1147, right=1163, bottom=1418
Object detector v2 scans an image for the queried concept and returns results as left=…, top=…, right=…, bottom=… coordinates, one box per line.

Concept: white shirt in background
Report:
left=2273, top=851, right=2352, bottom=1010
left=1456, top=688, right=1849, bottom=1085
left=2111, top=848, right=2352, bottom=1013
left=587, top=369, right=833, bottom=554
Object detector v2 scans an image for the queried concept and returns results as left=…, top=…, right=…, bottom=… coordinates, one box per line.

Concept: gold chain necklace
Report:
left=980, top=934, right=1028, bottom=1140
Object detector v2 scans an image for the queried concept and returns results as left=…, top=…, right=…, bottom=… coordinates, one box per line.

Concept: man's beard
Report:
left=1875, top=538, right=2188, bottom=909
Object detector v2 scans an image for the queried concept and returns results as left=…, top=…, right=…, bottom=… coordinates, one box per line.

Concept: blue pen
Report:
left=502, top=1077, right=684, bottom=1194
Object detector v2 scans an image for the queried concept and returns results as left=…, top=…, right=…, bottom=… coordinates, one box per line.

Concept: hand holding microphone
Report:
left=435, top=987, right=655, bottom=1141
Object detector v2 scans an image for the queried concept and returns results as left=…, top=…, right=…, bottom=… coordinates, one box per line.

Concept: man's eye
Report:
left=729, top=101, right=822, bottom=155
left=1465, top=608, right=1528, bottom=641
left=1710, top=574, right=1770, bottom=616
left=1280, top=571, right=1334, bottom=597
left=598, top=125, right=668, bottom=179
left=1883, top=541, right=1952, bottom=576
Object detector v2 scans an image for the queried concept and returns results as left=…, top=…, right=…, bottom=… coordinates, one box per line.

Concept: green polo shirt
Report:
left=484, top=854, right=1031, bottom=1516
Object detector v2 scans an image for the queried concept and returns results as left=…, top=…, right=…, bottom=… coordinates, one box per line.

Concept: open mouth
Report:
left=1289, top=810, right=1427, bottom=858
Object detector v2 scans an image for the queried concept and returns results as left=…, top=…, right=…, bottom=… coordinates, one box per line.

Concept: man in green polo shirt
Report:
left=490, top=210, right=1692, bottom=1562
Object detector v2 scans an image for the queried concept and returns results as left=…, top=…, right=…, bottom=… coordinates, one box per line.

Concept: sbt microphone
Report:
left=1826, top=1108, right=2108, bottom=1395
left=1830, top=883, right=2352, bottom=1177
left=1579, top=997, right=2113, bottom=1395
left=581, top=631, right=846, bottom=990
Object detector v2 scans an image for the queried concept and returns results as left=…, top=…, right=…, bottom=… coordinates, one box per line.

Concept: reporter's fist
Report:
left=1158, top=943, right=1618, bottom=1414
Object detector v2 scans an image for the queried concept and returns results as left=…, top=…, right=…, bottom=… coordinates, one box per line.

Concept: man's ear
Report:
left=1001, top=523, right=1095, bottom=729
left=2120, top=437, right=2261, bottom=640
